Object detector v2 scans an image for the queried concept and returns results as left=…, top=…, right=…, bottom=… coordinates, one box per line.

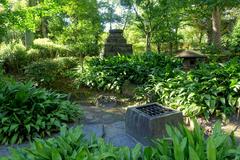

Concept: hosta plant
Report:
left=138, top=58, right=240, bottom=119
left=0, top=79, right=82, bottom=144
left=4, top=121, right=240, bottom=160
left=4, top=126, right=143, bottom=160
left=71, top=52, right=181, bottom=92
left=146, top=120, right=240, bottom=160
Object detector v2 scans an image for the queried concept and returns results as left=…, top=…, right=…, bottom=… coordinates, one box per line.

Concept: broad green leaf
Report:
left=52, top=149, right=62, bottom=160
left=207, top=138, right=216, bottom=160
left=189, top=146, right=200, bottom=160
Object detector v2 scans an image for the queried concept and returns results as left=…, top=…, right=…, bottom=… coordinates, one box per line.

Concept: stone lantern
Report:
left=102, top=29, right=133, bottom=57
left=176, top=50, right=207, bottom=70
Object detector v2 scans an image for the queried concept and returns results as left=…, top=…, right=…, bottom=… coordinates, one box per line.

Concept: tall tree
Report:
left=24, top=0, right=37, bottom=48
left=191, top=0, right=240, bottom=50
left=152, top=0, right=185, bottom=54
left=59, top=0, right=103, bottom=69
left=122, top=0, right=163, bottom=52
left=99, top=1, right=122, bottom=30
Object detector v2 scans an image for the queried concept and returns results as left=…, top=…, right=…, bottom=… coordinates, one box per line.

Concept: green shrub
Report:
left=26, top=48, right=41, bottom=62
left=33, top=38, right=72, bottom=58
left=138, top=58, right=240, bottom=119
left=71, top=53, right=181, bottom=92
left=24, top=57, right=79, bottom=86
left=0, top=79, right=82, bottom=144
left=4, top=121, right=240, bottom=159
left=0, top=41, right=28, bottom=73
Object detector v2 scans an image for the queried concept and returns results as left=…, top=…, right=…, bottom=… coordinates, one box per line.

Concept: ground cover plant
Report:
left=0, top=74, right=82, bottom=144
left=3, top=120, right=240, bottom=160
left=138, top=57, right=240, bottom=119
left=71, top=53, right=181, bottom=92
left=72, top=52, right=240, bottom=119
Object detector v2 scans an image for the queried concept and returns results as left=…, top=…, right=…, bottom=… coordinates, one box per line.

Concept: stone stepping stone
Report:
left=104, top=121, right=138, bottom=148
left=83, top=124, right=104, bottom=140
left=0, top=143, right=29, bottom=157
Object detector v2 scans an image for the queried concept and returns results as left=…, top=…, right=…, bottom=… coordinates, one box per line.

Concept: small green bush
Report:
left=26, top=48, right=41, bottom=62
left=0, top=41, right=28, bottom=73
left=5, top=121, right=240, bottom=159
left=24, top=57, right=79, bottom=86
left=33, top=38, right=71, bottom=58
left=0, top=79, right=82, bottom=144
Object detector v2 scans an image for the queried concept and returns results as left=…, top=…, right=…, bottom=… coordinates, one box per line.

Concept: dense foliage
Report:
left=4, top=121, right=240, bottom=159
left=0, top=76, right=82, bottom=144
left=25, top=57, right=79, bottom=86
left=0, top=41, right=78, bottom=75
left=138, top=58, right=240, bottom=119
left=71, top=53, right=181, bottom=91
left=73, top=53, right=240, bottom=119
left=0, top=42, right=28, bottom=73
left=230, top=18, right=240, bottom=53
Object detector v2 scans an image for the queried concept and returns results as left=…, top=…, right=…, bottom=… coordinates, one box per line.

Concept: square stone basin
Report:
left=125, top=103, right=183, bottom=146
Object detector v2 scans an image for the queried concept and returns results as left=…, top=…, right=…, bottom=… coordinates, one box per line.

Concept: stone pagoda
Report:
left=103, top=29, right=133, bottom=57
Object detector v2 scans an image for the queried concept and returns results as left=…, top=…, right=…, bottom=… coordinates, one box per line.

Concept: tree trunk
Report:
left=212, top=6, right=221, bottom=50
left=24, top=0, right=37, bottom=49
left=199, top=32, right=203, bottom=45
left=146, top=32, right=151, bottom=52
left=169, top=42, right=173, bottom=55
left=25, top=30, right=34, bottom=49
left=157, top=42, right=161, bottom=54
left=80, top=54, right=85, bottom=72
left=110, top=22, right=112, bottom=30
left=41, top=18, right=48, bottom=38
left=174, top=28, right=179, bottom=52
left=198, top=32, right=204, bottom=50
left=207, top=29, right=212, bottom=45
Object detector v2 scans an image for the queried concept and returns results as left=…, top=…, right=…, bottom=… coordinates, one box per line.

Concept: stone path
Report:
left=81, top=104, right=138, bottom=148
left=83, top=121, right=138, bottom=148
left=81, top=105, right=126, bottom=124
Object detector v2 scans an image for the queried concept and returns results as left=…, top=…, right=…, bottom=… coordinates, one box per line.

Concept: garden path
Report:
left=81, top=104, right=126, bottom=124
left=79, top=103, right=139, bottom=148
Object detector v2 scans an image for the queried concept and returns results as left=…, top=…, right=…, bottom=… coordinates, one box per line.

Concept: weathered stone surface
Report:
left=122, top=80, right=138, bottom=97
left=104, top=121, right=138, bottom=148
left=95, top=95, right=119, bottom=108
left=83, top=124, right=104, bottom=140
left=82, top=105, right=125, bottom=124
left=103, top=29, right=133, bottom=57
left=0, top=143, right=29, bottom=157
left=125, top=103, right=183, bottom=146
left=107, top=134, right=137, bottom=148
